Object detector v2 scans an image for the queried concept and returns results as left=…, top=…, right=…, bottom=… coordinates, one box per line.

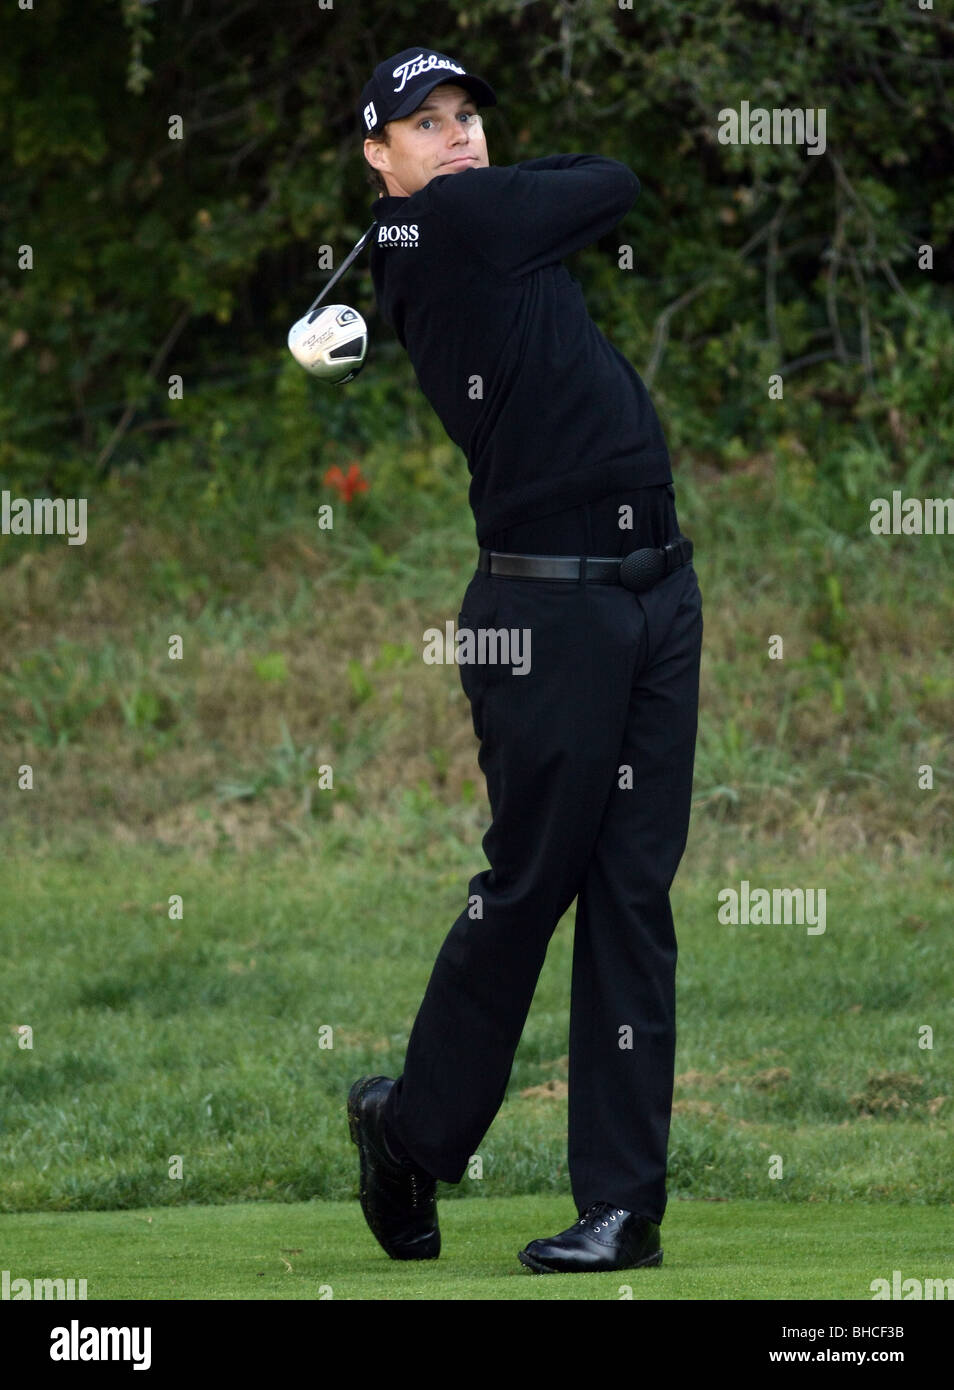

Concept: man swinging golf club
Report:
left=347, top=46, right=703, bottom=1275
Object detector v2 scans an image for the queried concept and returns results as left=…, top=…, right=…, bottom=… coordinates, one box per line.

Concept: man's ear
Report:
left=364, top=135, right=390, bottom=175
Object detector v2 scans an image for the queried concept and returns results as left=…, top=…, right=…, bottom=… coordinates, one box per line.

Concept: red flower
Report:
left=323, top=462, right=369, bottom=503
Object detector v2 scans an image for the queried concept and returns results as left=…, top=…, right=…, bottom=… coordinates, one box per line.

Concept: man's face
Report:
left=364, top=82, right=489, bottom=197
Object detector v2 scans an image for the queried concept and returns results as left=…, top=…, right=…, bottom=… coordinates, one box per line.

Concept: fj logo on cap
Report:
left=363, top=100, right=377, bottom=130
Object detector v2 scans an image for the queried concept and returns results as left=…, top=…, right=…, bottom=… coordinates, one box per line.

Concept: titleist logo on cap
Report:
left=391, top=53, right=466, bottom=93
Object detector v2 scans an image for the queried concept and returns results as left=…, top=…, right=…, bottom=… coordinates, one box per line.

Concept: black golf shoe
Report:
left=347, top=1075, right=440, bottom=1260
left=518, top=1202, right=663, bottom=1274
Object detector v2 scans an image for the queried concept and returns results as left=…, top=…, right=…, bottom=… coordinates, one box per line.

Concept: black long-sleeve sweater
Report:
left=368, top=153, right=673, bottom=546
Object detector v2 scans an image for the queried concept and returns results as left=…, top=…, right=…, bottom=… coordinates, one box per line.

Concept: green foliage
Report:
left=252, top=652, right=290, bottom=685
left=3, top=641, right=112, bottom=748
left=215, top=718, right=342, bottom=821
left=1, top=0, right=951, bottom=494
left=346, top=659, right=374, bottom=705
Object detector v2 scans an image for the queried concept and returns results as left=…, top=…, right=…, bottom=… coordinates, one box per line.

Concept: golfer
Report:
left=347, top=46, right=703, bottom=1275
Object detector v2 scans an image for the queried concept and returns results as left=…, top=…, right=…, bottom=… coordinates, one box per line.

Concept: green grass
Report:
left=2, top=1198, right=949, bottom=1300
left=1, top=841, right=951, bottom=1212
left=1, top=447, right=952, bottom=860
left=1, top=445, right=952, bottom=1304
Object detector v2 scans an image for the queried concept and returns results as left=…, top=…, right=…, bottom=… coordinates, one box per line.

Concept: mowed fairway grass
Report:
left=3, top=1198, right=951, bottom=1300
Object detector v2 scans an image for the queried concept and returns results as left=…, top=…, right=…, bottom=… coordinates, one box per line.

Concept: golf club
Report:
left=287, top=224, right=375, bottom=384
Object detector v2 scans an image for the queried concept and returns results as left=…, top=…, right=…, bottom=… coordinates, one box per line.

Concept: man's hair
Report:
left=365, top=125, right=390, bottom=195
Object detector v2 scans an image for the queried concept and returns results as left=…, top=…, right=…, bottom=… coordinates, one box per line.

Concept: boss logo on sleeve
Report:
left=376, top=223, right=420, bottom=248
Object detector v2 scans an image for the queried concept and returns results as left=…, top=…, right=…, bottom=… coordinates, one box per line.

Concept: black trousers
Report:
left=382, top=484, right=703, bottom=1225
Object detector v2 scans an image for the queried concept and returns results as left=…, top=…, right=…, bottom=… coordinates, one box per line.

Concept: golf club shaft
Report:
left=305, top=225, right=376, bottom=318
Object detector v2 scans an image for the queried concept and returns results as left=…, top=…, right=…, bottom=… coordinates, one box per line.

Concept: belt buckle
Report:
left=618, top=547, right=663, bottom=593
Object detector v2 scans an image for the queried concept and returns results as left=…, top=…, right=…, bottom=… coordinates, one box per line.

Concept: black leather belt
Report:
left=478, top=536, right=693, bottom=594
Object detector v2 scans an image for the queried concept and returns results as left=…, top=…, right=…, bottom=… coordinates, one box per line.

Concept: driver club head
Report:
left=287, top=304, right=368, bottom=384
